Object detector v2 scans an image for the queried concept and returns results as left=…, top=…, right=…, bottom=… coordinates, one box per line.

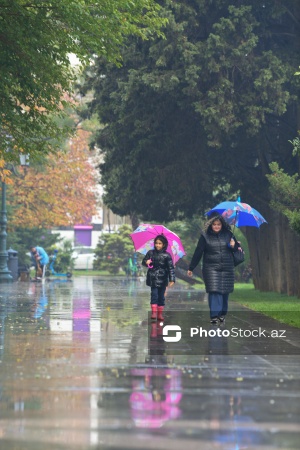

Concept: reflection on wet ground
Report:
left=0, top=277, right=299, bottom=449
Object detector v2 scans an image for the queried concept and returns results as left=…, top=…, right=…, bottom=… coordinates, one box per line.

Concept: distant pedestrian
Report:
left=30, top=246, right=49, bottom=280
left=187, top=215, right=242, bottom=324
left=142, top=235, right=175, bottom=322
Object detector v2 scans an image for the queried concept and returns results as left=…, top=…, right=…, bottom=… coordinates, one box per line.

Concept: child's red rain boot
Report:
left=151, top=304, right=158, bottom=321
left=157, top=306, right=164, bottom=321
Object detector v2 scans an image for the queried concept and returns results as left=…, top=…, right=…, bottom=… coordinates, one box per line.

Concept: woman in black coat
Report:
left=142, top=234, right=175, bottom=321
left=187, top=215, right=240, bottom=324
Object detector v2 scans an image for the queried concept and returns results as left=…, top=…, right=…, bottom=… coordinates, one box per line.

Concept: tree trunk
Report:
left=245, top=205, right=300, bottom=297
left=130, top=214, right=139, bottom=230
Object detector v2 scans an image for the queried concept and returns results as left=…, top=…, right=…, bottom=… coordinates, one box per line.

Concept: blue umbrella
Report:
left=206, top=197, right=267, bottom=231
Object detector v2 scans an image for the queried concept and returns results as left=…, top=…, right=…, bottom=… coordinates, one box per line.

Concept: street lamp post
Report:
left=0, top=180, right=12, bottom=282
left=0, top=156, right=29, bottom=283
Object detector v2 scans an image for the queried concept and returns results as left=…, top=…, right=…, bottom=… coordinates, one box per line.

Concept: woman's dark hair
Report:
left=204, top=214, right=231, bottom=233
left=154, top=234, right=168, bottom=249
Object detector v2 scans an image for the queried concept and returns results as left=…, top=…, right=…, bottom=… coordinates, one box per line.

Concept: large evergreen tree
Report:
left=83, top=0, right=300, bottom=296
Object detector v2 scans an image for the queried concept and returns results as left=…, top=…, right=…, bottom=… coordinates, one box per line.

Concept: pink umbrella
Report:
left=130, top=224, right=185, bottom=265
left=129, top=368, right=182, bottom=428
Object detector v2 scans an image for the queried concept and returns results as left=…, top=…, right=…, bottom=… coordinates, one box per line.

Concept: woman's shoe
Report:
left=210, top=317, right=219, bottom=324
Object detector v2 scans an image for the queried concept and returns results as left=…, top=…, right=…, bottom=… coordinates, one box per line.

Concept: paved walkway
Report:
left=0, top=277, right=299, bottom=449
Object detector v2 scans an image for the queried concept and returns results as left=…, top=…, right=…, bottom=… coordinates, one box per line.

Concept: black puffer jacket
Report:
left=189, top=229, right=237, bottom=294
left=142, top=249, right=175, bottom=288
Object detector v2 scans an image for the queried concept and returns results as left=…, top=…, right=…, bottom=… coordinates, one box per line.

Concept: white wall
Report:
left=51, top=230, right=74, bottom=246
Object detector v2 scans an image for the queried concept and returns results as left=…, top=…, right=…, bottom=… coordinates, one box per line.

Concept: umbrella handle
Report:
left=148, top=259, right=153, bottom=268
left=232, top=209, right=239, bottom=233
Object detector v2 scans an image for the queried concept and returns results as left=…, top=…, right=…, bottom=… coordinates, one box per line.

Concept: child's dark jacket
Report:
left=142, top=249, right=175, bottom=288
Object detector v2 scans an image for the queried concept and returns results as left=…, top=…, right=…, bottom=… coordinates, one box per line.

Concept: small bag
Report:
left=233, top=248, right=245, bottom=267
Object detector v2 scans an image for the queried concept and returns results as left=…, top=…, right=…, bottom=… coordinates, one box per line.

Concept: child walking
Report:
left=142, top=234, right=175, bottom=321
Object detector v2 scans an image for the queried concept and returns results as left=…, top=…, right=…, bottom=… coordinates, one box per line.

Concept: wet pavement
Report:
left=0, top=276, right=299, bottom=449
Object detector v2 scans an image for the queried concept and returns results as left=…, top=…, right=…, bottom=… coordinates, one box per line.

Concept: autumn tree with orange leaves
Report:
left=7, top=129, right=99, bottom=228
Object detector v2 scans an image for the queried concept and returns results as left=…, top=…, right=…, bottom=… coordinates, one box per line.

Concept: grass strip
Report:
left=231, top=283, right=300, bottom=328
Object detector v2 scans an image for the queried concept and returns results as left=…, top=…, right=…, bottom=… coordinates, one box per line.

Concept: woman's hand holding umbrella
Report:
left=229, top=238, right=235, bottom=248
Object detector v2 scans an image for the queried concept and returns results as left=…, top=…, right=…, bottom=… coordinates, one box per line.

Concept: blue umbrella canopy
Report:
left=206, top=199, right=267, bottom=228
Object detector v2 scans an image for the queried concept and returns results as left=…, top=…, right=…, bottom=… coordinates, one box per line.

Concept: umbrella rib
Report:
left=152, top=225, right=163, bottom=235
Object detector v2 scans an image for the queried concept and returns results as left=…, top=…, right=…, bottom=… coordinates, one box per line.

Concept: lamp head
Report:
left=19, top=154, right=29, bottom=166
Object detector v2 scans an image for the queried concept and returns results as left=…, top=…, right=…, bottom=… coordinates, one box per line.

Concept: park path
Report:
left=0, top=276, right=299, bottom=449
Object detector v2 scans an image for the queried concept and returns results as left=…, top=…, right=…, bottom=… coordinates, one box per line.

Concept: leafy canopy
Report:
left=0, top=0, right=166, bottom=161
left=267, top=162, right=300, bottom=235
left=83, top=0, right=299, bottom=222
left=7, top=128, right=99, bottom=227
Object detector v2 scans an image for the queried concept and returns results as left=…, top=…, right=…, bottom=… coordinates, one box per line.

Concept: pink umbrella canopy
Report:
left=130, top=224, right=185, bottom=265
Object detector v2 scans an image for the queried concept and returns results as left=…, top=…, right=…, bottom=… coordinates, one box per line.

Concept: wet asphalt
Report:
left=0, top=276, right=299, bottom=449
